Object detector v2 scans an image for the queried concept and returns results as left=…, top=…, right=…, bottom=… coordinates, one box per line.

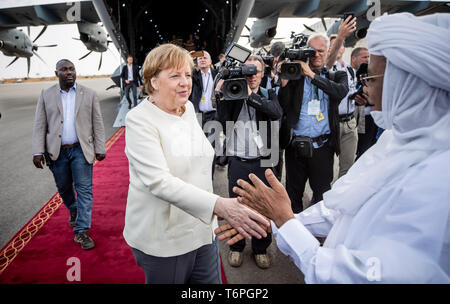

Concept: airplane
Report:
left=74, top=21, right=114, bottom=70
left=1, top=0, right=449, bottom=76
left=246, top=0, right=450, bottom=48
left=0, top=25, right=57, bottom=77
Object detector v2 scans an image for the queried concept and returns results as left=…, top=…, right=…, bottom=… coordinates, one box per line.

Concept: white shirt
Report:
left=127, top=64, right=133, bottom=81
left=60, top=83, right=79, bottom=145
left=226, top=101, right=269, bottom=159
left=123, top=99, right=219, bottom=257
left=333, top=61, right=357, bottom=115
left=272, top=131, right=450, bottom=283
left=198, top=69, right=215, bottom=113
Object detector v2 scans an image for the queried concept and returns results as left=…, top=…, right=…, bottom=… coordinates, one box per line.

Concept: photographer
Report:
left=351, top=47, right=379, bottom=160
left=216, top=55, right=282, bottom=269
left=277, top=33, right=348, bottom=213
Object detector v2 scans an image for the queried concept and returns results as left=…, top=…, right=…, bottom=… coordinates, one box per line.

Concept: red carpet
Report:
left=0, top=127, right=227, bottom=284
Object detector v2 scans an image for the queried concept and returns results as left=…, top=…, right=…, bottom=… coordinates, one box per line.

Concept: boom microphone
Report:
left=270, top=41, right=285, bottom=57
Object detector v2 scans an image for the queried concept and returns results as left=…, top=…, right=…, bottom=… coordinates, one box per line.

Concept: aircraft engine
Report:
left=249, top=12, right=279, bottom=48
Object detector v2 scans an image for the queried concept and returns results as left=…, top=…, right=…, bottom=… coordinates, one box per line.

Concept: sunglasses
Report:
left=360, top=74, right=384, bottom=87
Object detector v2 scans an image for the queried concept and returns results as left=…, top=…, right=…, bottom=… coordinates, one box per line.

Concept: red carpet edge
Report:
left=0, top=127, right=125, bottom=275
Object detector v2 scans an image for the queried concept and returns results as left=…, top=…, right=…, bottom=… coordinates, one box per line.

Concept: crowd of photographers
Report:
left=184, top=15, right=379, bottom=270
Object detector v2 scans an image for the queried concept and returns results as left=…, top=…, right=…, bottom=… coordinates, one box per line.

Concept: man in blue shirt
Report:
left=278, top=34, right=348, bottom=213
left=32, top=60, right=106, bottom=250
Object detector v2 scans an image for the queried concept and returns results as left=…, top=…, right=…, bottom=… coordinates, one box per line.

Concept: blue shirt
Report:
left=293, top=73, right=331, bottom=148
left=60, top=83, right=79, bottom=145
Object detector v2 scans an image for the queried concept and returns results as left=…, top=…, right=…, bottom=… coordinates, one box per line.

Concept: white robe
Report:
left=273, top=13, right=450, bottom=284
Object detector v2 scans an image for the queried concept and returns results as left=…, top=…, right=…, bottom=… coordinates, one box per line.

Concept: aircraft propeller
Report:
left=5, top=25, right=57, bottom=78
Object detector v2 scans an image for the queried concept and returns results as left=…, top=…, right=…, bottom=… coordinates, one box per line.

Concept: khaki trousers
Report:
left=338, top=117, right=358, bottom=177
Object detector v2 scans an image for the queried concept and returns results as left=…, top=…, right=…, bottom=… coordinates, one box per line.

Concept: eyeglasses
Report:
left=360, top=74, right=384, bottom=87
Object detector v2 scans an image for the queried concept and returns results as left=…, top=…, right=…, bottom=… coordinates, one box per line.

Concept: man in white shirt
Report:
left=120, top=55, right=143, bottom=109
left=218, top=13, right=450, bottom=283
left=189, top=51, right=220, bottom=169
left=328, top=28, right=359, bottom=178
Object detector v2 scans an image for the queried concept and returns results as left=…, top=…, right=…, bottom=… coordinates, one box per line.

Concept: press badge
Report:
left=252, top=131, right=265, bottom=150
left=308, top=99, right=321, bottom=116
left=316, top=112, right=325, bottom=121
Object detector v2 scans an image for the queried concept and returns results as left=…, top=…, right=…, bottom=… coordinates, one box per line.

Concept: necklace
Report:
left=148, top=96, right=185, bottom=117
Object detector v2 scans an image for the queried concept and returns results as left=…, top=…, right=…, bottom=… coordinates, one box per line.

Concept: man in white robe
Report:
left=217, top=12, right=450, bottom=283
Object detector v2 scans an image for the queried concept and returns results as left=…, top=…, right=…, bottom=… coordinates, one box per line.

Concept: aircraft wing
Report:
left=247, top=0, right=450, bottom=48
left=0, top=0, right=99, bottom=27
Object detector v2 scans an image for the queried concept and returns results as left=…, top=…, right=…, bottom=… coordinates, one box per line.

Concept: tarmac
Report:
left=0, top=77, right=336, bottom=284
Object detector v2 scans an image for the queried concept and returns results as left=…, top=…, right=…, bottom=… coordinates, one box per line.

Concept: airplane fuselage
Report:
left=0, top=28, right=33, bottom=58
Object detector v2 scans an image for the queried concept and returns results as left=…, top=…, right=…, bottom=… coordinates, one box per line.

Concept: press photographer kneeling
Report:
left=277, top=33, right=348, bottom=213
left=215, top=45, right=282, bottom=269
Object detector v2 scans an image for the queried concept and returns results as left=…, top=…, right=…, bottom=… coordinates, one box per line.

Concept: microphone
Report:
left=270, top=41, right=285, bottom=57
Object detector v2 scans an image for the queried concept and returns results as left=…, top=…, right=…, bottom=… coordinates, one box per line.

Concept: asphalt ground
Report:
left=0, top=78, right=342, bottom=283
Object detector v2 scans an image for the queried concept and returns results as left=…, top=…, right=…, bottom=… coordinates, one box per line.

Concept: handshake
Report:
left=215, top=169, right=295, bottom=244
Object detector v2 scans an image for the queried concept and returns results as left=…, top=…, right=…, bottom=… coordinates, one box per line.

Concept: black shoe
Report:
left=74, top=231, right=95, bottom=250
left=128, top=104, right=132, bottom=109
left=69, top=210, right=77, bottom=227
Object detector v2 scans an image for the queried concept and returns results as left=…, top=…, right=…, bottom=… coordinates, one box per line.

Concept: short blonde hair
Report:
left=142, top=43, right=194, bottom=94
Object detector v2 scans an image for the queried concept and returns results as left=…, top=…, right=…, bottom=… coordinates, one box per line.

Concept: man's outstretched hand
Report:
left=215, top=169, right=295, bottom=245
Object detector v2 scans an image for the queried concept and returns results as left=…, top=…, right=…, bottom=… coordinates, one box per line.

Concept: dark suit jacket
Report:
left=278, top=70, right=348, bottom=154
left=120, top=64, right=143, bottom=87
left=189, top=68, right=219, bottom=113
left=217, top=87, right=283, bottom=151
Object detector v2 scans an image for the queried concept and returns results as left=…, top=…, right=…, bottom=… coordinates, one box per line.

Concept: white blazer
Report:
left=123, top=98, right=219, bottom=257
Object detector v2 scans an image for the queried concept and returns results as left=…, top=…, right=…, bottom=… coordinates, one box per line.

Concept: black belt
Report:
left=293, top=134, right=329, bottom=146
left=201, top=110, right=216, bottom=115
left=234, top=155, right=270, bottom=162
left=61, top=142, right=80, bottom=149
left=339, top=113, right=354, bottom=122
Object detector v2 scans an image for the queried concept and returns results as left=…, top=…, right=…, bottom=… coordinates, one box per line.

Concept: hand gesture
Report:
left=338, top=16, right=357, bottom=39
left=213, top=197, right=270, bottom=240
left=215, top=204, right=271, bottom=245
left=232, top=169, right=295, bottom=228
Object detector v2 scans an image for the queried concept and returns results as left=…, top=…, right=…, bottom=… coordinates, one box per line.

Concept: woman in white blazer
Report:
left=123, top=44, right=269, bottom=284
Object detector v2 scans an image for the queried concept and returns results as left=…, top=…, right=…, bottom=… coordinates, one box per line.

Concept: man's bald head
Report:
left=197, top=51, right=212, bottom=72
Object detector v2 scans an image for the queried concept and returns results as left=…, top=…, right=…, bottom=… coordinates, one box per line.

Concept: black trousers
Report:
left=124, top=82, right=138, bottom=106
left=356, top=114, right=378, bottom=160
left=201, top=110, right=218, bottom=178
left=285, top=141, right=334, bottom=214
left=227, top=156, right=273, bottom=254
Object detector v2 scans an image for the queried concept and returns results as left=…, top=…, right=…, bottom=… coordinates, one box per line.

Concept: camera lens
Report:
left=287, top=65, right=297, bottom=75
left=230, top=83, right=242, bottom=95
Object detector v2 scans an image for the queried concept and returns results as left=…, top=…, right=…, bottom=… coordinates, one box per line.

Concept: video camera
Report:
left=278, top=32, right=316, bottom=80
left=217, top=43, right=256, bottom=100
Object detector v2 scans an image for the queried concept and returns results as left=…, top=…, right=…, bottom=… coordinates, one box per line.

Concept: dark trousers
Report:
left=49, top=145, right=93, bottom=234
left=285, top=141, right=334, bottom=214
left=227, top=156, right=273, bottom=254
left=124, top=82, right=138, bottom=106
left=356, top=114, right=378, bottom=160
left=201, top=110, right=218, bottom=178
left=132, top=238, right=221, bottom=284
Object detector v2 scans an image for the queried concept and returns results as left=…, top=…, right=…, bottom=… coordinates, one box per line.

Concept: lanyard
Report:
left=202, top=72, right=210, bottom=95
left=312, top=84, right=319, bottom=100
